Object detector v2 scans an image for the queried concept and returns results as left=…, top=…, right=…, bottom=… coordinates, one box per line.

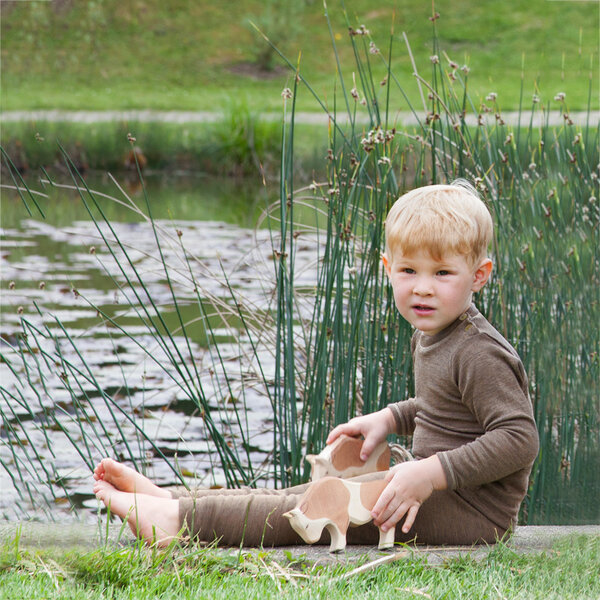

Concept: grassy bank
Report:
left=0, top=111, right=330, bottom=178
left=2, top=113, right=595, bottom=181
left=1, top=535, right=599, bottom=599
left=1, top=0, right=597, bottom=112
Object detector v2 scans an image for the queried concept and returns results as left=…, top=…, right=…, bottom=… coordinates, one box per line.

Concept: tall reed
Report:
left=249, top=4, right=599, bottom=519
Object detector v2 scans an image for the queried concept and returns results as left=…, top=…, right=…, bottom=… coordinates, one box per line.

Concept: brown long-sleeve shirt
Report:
left=388, top=304, right=539, bottom=529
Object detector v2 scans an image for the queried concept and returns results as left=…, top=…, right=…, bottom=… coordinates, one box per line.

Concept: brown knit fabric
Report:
left=388, top=304, right=539, bottom=530
left=174, top=471, right=507, bottom=547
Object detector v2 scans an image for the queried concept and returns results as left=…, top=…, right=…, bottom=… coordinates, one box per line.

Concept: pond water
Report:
left=2, top=171, right=598, bottom=526
left=1, top=172, right=319, bottom=521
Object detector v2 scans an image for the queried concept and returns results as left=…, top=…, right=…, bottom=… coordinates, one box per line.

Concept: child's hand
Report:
left=371, top=455, right=447, bottom=534
left=326, top=408, right=396, bottom=461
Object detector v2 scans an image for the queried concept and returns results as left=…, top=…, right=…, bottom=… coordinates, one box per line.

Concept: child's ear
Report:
left=381, top=253, right=391, bottom=277
left=472, top=258, right=493, bottom=292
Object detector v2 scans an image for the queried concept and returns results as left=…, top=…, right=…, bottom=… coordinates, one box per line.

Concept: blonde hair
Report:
left=384, top=180, right=493, bottom=267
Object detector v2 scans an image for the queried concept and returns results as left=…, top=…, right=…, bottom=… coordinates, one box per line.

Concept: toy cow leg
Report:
left=377, top=523, right=396, bottom=549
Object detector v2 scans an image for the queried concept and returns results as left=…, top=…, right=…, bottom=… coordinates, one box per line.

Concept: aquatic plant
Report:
left=1, top=6, right=598, bottom=525
left=0, top=101, right=284, bottom=177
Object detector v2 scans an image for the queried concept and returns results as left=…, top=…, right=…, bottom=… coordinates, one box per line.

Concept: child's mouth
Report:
left=413, top=305, right=434, bottom=314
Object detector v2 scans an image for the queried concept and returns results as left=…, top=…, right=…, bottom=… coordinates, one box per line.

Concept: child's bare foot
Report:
left=94, top=479, right=181, bottom=547
left=93, top=458, right=171, bottom=498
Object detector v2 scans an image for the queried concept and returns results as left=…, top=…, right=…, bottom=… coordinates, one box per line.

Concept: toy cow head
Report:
left=305, top=435, right=391, bottom=481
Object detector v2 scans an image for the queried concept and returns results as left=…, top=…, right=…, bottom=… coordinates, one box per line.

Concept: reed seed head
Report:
left=430, top=55, right=439, bottom=64
left=9, top=281, right=15, bottom=290
left=281, top=88, right=293, bottom=99
left=348, top=25, right=369, bottom=36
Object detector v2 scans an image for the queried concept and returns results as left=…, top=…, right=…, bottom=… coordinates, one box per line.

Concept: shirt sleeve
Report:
left=436, top=336, right=539, bottom=490
left=388, top=398, right=418, bottom=436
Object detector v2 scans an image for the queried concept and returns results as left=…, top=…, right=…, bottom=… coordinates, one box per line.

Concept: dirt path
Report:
left=2, top=110, right=598, bottom=127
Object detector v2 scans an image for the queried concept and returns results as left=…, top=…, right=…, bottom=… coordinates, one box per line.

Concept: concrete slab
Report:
left=1, top=521, right=598, bottom=566
left=253, top=525, right=600, bottom=566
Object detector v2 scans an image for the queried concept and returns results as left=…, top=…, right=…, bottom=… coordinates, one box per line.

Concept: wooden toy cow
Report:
left=306, top=435, right=391, bottom=481
left=283, top=476, right=395, bottom=552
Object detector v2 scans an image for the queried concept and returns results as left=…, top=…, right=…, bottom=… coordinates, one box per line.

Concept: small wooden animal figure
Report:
left=306, top=435, right=391, bottom=481
left=283, top=476, right=394, bottom=552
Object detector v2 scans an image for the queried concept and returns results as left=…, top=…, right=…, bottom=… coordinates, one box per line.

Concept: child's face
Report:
left=383, top=249, right=492, bottom=336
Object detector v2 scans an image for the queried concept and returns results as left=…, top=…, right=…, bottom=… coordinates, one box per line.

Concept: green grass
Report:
left=0, top=535, right=598, bottom=599
left=0, top=110, right=290, bottom=176
left=1, top=0, right=597, bottom=112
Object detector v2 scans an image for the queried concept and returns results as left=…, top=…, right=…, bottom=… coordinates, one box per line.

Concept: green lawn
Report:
left=0, top=535, right=598, bottom=600
left=1, top=0, right=597, bottom=112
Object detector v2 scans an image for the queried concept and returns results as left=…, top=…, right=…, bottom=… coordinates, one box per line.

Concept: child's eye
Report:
left=437, top=270, right=450, bottom=276
left=402, top=268, right=416, bottom=274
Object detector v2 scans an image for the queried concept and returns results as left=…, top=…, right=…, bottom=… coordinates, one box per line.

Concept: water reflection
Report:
left=0, top=174, right=301, bottom=521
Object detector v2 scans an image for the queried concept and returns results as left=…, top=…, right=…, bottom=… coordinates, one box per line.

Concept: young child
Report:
left=93, top=181, right=539, bottom=547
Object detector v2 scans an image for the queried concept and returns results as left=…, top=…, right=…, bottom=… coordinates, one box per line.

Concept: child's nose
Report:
left=413, top=277, right=433, bottom=295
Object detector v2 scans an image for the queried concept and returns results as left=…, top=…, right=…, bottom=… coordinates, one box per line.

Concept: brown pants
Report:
left=171, top=472, right=507, bottom=547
